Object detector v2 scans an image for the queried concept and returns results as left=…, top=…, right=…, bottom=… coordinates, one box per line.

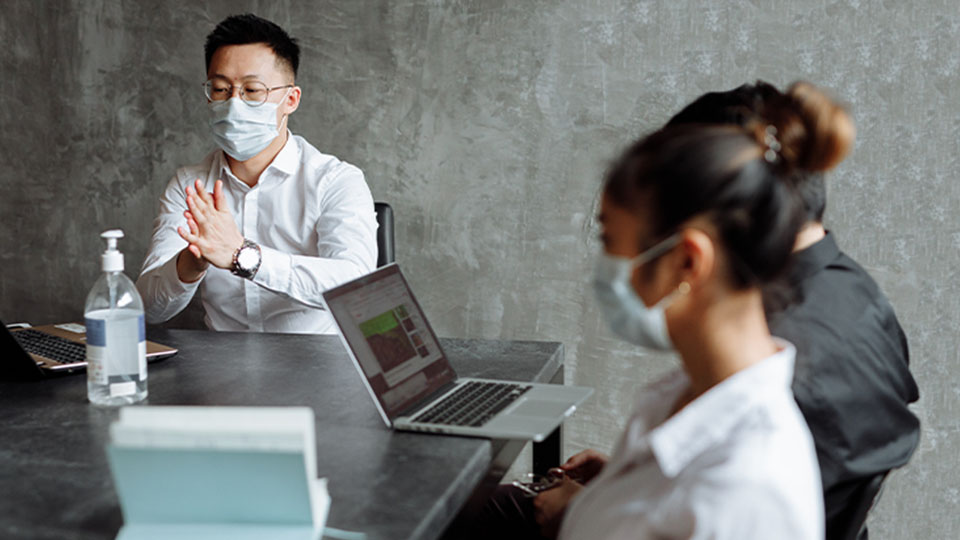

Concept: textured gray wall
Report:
left=2, top=1, right=958, bottom=537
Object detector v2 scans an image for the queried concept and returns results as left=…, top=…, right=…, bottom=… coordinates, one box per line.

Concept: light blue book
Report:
left=107, top=407, right=330, bottom=540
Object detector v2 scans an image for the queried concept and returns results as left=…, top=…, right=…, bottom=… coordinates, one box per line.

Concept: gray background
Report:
left=2, top=0, right=958, bottom=537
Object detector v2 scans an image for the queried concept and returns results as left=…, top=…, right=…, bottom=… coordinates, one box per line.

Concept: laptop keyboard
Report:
left=12, top=329, right=86, bottom=364
left=414, top=381, right=533, bottom=428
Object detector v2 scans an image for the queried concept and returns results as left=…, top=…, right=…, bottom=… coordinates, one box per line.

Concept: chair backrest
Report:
left=832, top=472, right=888, bottom=540
left=374, top=202, right=395, bottom=268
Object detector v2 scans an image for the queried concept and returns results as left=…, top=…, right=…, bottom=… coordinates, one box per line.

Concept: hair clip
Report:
left=763, top=125, right=781, bottom=163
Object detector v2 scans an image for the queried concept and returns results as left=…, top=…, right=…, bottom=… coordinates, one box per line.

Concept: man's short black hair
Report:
left=666, top=81, right=827, bottom=223
left=205, top=14, right=300, bottom=79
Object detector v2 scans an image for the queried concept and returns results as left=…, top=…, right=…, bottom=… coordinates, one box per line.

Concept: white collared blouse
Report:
left=136, top=134, right=377, bottom=333
left=559, top=341, right=823, bottom=540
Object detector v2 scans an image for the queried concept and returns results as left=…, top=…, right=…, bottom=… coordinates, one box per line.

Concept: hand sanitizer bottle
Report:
left=84, top=230, right=147, bottom=405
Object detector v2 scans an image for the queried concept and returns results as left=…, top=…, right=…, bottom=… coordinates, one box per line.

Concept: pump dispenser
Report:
left=84, top=229, right=147, bottom=405
left=101, top=230, right=125, bottom=272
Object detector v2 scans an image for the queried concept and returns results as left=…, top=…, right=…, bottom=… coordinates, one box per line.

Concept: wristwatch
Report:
left=231, top=239, right=262, bottom=279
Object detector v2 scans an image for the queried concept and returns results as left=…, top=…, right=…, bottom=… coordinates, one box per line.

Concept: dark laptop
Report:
left=1, top=319, right=177, bottom=380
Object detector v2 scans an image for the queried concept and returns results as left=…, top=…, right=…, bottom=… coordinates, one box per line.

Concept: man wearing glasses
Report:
left=136, top=14, right=377, bottom=333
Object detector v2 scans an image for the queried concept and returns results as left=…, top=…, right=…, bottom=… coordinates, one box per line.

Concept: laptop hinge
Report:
left=400, top=380, right=460, bottom=420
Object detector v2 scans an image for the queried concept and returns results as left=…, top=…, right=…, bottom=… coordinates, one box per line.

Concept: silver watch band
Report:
left=231, top=239, right=262, bottom=279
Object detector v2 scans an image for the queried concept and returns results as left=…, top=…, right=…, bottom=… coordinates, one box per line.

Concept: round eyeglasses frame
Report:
left=202, top=80, right=294, bottom=107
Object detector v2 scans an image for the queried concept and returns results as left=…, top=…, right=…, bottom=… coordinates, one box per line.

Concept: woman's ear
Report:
left=676, top=228, right=715, bottom=291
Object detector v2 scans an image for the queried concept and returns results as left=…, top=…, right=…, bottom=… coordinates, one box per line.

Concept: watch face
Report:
left=237, top=247, right=260, bottom=270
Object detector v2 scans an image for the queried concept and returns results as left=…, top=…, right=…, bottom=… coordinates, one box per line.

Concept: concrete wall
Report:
left=2, top=1, right=958, bottom=537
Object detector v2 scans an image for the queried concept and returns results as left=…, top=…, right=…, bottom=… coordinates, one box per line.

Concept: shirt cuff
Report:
left=252, top=244, right=291, bottom=293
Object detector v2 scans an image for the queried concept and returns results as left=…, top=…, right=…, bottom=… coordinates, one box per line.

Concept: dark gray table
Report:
left=0, top=329, right=564, bottom=540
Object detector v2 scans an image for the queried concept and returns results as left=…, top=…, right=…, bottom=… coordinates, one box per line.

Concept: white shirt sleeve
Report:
left=135, top=173, right=204, bottom=324
left=251, top=165, right=378, bottom=309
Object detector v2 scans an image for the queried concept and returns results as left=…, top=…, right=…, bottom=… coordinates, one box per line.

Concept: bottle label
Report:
left=85, top=317, right=108, bottom=385
left=110, top=381, right=137, bottom=397
left=84, top=314, right=146, bottom=386
left=138, top=315, right=147, bottom=382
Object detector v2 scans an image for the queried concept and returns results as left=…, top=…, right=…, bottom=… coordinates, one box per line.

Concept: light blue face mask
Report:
left=592, top=234, right=682, bottom=351
left=208, top=95, right=286, bottom=161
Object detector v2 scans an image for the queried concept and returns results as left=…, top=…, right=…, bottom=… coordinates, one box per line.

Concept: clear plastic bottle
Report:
left=84, top=230, right=147, bottom=405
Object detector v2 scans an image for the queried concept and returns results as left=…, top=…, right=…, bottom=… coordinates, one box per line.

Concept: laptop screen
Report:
left=322, top=265, right=457, bottom=420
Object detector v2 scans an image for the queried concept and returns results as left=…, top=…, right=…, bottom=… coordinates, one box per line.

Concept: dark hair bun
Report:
left=754, top=81, right=856, bottom=173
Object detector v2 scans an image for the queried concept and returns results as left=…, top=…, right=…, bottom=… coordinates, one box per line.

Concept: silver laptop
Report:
left=322, top=264, right=592, bottom=442
left=1, top=319, right=177, bottom=379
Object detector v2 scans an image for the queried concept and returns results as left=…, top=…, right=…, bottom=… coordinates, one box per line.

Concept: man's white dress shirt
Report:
left=559, top=342, right=823, bottom=540
left=136, top=133, right=377, bottom=334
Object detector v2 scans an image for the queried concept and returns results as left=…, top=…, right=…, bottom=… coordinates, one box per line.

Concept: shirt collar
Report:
left=268, top=130, right=300, bottom=176
left=645, top=340, right=797, bottom=478
left=217, top=130, right=300, bottom=186
left=786, top=231, right=841, bottom=285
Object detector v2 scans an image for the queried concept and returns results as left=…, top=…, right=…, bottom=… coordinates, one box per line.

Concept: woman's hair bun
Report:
left=755, top=81, right=856, bottom=173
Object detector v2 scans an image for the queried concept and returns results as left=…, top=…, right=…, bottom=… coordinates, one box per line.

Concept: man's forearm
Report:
left=251, top=246, right=373, bottom=309
left=136, top=248, right=205, bottom=324
left=176, top=248, right=208, bottom=283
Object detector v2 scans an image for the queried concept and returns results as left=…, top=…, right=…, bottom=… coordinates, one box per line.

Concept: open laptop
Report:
left=321, top=264, right=593, bottom=442
left=1, top=319, right=177, bottom=380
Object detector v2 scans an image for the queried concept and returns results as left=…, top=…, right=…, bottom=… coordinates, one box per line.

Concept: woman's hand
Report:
left=560, top=449, right=609, bottom=483
left=533, top=476, right=584, bottom=539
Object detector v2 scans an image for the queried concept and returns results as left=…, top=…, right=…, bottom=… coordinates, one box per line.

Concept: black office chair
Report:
left=830, top=473, right=888, bottom=540
left=374, top=202, right=395, bottom=267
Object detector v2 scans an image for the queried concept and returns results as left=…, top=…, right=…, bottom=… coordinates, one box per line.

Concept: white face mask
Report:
left=208, top=95, right=286, bottom=161
left=592, top=234, right=682, bottom=351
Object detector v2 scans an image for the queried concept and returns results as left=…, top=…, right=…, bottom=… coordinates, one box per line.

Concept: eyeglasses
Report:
left=202, top=79, right=294, bottom=107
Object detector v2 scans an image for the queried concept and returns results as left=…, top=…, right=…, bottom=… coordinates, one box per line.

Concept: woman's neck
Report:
left=671, top=288, right=779, bottom=406
left=794, top=221, right=826, bottom=252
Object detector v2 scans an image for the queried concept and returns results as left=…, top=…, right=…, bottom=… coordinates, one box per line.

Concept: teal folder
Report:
left=106, top=407, right=329, bottom=540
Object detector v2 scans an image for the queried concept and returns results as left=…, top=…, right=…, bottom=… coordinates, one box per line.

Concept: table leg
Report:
left=532, top=365, right=564, bottom=475
left=533, top=426, right=562, bottom=476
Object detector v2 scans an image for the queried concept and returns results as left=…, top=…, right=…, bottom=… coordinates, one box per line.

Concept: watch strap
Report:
left=231, top=239, right=262, bottom=279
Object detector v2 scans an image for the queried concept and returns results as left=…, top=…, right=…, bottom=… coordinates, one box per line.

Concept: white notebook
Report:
left=107, top=406, right=330, bottom=540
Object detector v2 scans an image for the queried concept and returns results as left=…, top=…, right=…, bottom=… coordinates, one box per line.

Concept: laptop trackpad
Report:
left=509, top=399, right=571, bottom=418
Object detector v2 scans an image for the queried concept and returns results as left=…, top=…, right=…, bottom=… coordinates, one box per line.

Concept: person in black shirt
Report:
left=665, top=82, right=920, bottom=540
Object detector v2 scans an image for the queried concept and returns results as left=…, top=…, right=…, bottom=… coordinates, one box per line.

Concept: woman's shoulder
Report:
left=686, top=393, right=820, bottom=498
left=675, top=406, right=823, bottom=537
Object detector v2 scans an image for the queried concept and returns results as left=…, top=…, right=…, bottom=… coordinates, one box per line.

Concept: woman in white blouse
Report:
left=534, top=82, right=856, bottom=540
